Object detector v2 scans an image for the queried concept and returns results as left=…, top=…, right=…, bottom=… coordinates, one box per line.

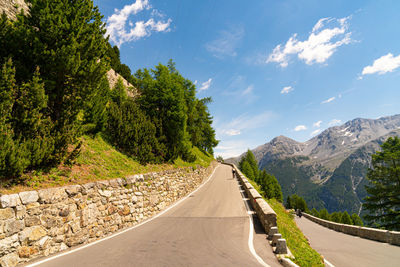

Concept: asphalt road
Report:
left=296, top=216, right=400, bottom=267
left=30, top=164, right=280, bottom=267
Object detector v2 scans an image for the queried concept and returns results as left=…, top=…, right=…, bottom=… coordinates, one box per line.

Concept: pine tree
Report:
left=310, top=208, right=319, bottom=217
left=83, top=76, right=110, bottom=134
left=286, top=196, right=292, bottom=209
left=0, top=0, right=109, bottom=164
left=330, top=212, right=342, bottom=223
left=135, top=63, right=193, bottom=161
left=319, top=209, right=331, bottom=220
left=351, top=213, right=363, bottom=226
left=241, top=161, right=255, bottom=180
left=364, top=136, right=400, bottom=230
left=106, top=98, right=164, bottom=164
left=341, top=211, right=353, bottom=225
left=245, top=149, right=259, bottom=178
left=0, top=59, right=53, bottom=178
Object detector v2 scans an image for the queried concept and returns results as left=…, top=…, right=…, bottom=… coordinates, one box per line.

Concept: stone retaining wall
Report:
left=225, top=163, right=277, bottom=233
left=303, top=213, right=400, bottom=246
left=0, top=162, right=217, bottom=266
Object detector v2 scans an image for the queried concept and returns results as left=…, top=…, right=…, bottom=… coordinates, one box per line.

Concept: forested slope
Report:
left=0, top=0, right=218, bottom=189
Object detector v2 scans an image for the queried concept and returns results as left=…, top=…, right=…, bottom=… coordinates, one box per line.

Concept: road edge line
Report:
left=26, top=164, right=220, bottom=267
left=324, top=259, right=335, bottom=267
left=238, top=180, right=270, bottom=267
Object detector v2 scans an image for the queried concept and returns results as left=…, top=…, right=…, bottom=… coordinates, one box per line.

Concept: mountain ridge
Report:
left=226, top=114, right=400, bottom=215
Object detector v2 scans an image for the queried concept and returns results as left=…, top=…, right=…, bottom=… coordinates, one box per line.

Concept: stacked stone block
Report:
left=0, top=163, right=216, bottom=266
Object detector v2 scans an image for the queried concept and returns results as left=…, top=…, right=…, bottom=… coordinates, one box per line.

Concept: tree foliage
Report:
left=351, top=213, right=363, bottom=226
left=312, top=208, right=364, bottom=226
left=0, top=1, right=219, bottom=181
left=0, top=59, right=54, bottom=177
left=239, top=150, right=283, bottom=201
left=364, top=136, right=400, bottom=230
left=134, top=60, right=218, bottom=162
left=286, top=194, right=308, bottom=212
left=0, top=0, right=109, bottom=174
left=105, top=78, right=165, bottom=164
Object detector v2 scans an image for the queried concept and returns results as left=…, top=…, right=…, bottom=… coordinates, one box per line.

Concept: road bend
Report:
left=29, top=164, right=280, bottom=267
left=296, top=216, right=400, bottom=267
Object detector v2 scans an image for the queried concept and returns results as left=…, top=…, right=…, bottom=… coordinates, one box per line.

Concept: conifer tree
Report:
left=0, top=0, right=109, bottom=163
left=341, top=211, right=353, bottom=225
left=0, top=59, right=53, bottom=177
left=319, top=209, right=331, bottom=220
left=351, top=213, right=363, bottom=226
left=241, top=161, right=255, bottom=180
left=286, top=196, right=292, bottom=209
left=310, top=208, right=319, bottom=217
left=330, top=212, right=342, bottom=223
left=364, top=136, right=400, bottom=230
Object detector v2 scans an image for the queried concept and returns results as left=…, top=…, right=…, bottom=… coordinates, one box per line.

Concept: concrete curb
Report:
left=280, top=257, right=299, bottom=267
left=222, top=163, right=299, bottom=267
left=303, top=213, right=400, bottom=246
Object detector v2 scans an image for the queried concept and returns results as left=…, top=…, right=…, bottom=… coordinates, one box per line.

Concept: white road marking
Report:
left=325, top=259, right=335, bottom=267
left=237, top=178, right=270, bottom=267
left=26, top=164, right=220, bottom=267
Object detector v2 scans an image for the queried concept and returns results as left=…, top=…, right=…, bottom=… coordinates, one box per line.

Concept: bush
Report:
left=106, top=98, right=165, bottom=164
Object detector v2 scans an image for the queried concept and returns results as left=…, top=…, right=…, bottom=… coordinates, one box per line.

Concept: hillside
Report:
left=227, top=114, right=400, bottom=215
left=0, top=134, right=214, bottom=194
left=0, top=0, right=218, bottom=190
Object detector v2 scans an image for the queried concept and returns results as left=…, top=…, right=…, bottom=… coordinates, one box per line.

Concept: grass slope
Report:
left=0, top=135, right=214, bottom=194
left=247, top=179, right=324, bottom=267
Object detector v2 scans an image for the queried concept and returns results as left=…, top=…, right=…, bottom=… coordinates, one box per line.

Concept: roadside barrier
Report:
left=303, top=212, right=400, bottom=246
left=223, top=163, right=298, bottom=266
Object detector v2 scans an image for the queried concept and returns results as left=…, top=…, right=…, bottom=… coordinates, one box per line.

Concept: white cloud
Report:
left=267, top=16, right=352, bottom=67
left=281, top=86, right=294, bottom=94
left=242, top=85, right=254, bottom=95
left=225, top=129, right=241, bottom=136
left=313, top=120, right=322, bottom=127
left=362, top=53, right=400, bottom=75
left=321, top=96, right=336, bottom=104
left=214, top=140, right=250, bottom=159
left=199, top=78, right=212, bottom=91
left=310, top=129, right=322, bottom=136
left=206, top=26, right=244, bottom=58
left=106, top=0, right=172, bottom=47
left=215, top=111, right=276, bottom=138
left=328, top=119, right=342, bottom=126
left=294, top=125, right=307, bottom=131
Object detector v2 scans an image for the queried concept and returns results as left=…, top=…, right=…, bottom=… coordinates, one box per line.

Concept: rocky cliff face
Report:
left=227, top=114, right=400, bottom=215
left=0, top=0, right=28, bottom=20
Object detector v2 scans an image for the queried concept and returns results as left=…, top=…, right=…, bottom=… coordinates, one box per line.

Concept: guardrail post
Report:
left=272, top=233, right=282, bottom=246
left=268, top=226, right=278, bottom=240
left=275, top=239, right=288, bottom=254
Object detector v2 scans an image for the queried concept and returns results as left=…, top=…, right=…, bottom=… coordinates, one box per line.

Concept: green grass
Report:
left=247, top=179, right=324, bottom=267
left=173, top=146, right=214, bottom=168
left=1, top=134, right=214, bottom=194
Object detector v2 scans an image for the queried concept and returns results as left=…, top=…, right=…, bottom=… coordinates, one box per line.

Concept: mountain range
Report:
left=227, top=114, right=400, bottom=216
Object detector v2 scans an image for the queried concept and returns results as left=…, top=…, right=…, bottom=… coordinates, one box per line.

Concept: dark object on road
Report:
left=232, top=168, right=236, bottom=178
left=296, top=209, right=302, bottom=218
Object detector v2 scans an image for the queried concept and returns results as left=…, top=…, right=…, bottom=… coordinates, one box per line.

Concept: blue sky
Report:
left=94, top=0, right=400, bottom=158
